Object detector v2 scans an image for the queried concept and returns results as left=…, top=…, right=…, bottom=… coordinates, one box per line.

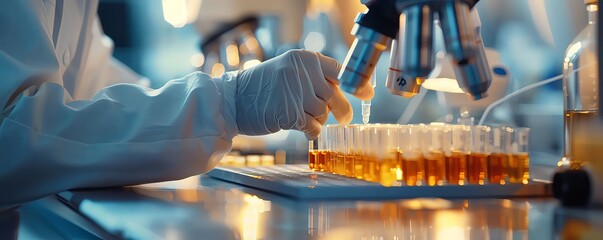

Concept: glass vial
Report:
left=563, top=1, right=601, bottom=169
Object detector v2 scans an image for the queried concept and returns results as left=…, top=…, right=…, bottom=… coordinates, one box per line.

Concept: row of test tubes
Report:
left=308, top=124, right=531, bottom=187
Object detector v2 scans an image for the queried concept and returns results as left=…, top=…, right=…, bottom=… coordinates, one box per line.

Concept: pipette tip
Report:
left=362, top=115, right=370, bottom=124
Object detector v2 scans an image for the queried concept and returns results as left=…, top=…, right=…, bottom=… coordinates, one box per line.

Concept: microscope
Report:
left=338, top=0, right=491, bottom=100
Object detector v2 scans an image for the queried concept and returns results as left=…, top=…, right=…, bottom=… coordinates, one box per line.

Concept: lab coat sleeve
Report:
left=0, top=72, right=239, bottom=208
left=0, top=1, right=238, bottom=208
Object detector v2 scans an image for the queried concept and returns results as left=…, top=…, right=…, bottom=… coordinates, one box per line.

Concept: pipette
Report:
left=361, top=71, right=377, bottom=124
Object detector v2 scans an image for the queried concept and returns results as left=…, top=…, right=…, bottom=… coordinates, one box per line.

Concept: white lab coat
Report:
left=0, top=0, right=237, bottom=208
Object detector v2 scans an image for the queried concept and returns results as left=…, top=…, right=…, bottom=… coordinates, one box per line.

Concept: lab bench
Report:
left=5, top=166, right=603, bottom=240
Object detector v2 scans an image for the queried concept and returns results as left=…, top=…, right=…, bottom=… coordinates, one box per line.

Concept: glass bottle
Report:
left=563, top=0, right=601, bottom=169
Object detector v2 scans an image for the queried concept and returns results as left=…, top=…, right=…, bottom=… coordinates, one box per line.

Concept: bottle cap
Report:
left=552, top=169, right=591, bottom=207
left=585, top=0, right=598, bottom=5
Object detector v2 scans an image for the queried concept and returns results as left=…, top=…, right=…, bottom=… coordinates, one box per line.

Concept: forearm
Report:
left=0, top=72, right=237, bottom=207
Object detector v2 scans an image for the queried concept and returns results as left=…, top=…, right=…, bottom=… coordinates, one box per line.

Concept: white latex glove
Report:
left=231, top=49, right=374, bottom=139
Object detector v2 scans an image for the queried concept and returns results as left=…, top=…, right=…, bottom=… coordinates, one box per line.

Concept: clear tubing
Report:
left=477, top=65, right=592, bottom=126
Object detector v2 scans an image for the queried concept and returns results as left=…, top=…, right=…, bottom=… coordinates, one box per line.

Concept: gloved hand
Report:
left=232, top=49, right=374, bottom=139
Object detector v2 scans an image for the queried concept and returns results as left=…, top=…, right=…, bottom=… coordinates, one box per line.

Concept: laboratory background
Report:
left=4, top=0, right=603, bottom=239
left=97, top=0, right=583, bottom=162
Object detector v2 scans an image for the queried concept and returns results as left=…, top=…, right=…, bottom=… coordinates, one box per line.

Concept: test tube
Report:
left=507, top=127, right=530, bottom=184
left=376, top=124, right=399, bottom=186
left=445, top=125, right=470, bottom=185
left=317, top=125, right=327, bottom=171
left=336, top=125, right=346, bottom=175
left=363, top=125, right=380, bottom=182
left=353, top=125, right=366, bottom=179
left=468, top=126, right=490, bottom=185
left=488, top=127, right=508, bottom=184
left=325, top=125, right=336, bottom=173
left=422, top=123, right=447, bottom=186
left=344, top=125, right=357, bottom=177
left=308, top=139, right=318, bottom=170
left=396, top=125, right=404, bottom=182
left=400, top=124, right=425, bottom=186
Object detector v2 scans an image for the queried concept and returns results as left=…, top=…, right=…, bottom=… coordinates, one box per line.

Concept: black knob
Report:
left=552, top=169, right=591, bottom=207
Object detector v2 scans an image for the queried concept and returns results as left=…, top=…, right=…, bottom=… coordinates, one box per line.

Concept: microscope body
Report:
left=339, top=0, right=492, bottom=100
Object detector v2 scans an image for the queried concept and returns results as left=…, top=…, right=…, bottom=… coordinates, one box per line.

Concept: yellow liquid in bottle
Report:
left=565, top=110, right=603, bottom=169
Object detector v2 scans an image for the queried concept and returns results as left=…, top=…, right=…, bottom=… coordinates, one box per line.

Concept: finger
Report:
left=317, top=106, right=329, bottom=125
left=353, top=80, right=375, bottom=100
left=303, top=113, right=322, bottom=140
left=328, top=84, right=353, bottom=124
left=315, top=52, right=342, bottom=85
left=304, top=95, right=328, bottom=121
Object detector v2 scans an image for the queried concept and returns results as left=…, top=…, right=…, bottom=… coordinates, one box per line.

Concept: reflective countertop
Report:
left=34, top=174, right=603, bottom=240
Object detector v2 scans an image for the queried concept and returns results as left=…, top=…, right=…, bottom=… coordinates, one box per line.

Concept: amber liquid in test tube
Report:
left=403, top=152, right=424, bottom=186
left=396, top=149, right=404, bottom=182
left=508, top=128, right=531, bottom=184
left=508, top=153, right=530, bottom=184
left=308, top=140, right=318, bottom=170
left=400, top=125, right=424, bottom=186
left=487, top=127, right=508, bottom=184
left=316, top=126, right=328, bottom=171
left=446, top=151, right=468, bottom=185
left=353, top=125, right=366, bottom=179
left=344, top=126, right=356, bottom=177
left=324, top=126, right=335, bottom=173
left=488, top=153, right=506, bottom=184
left=320, top=151, right=329, bottom=171
left=336, top=125, right=346, bottom=175
left=468, top=126, right=490, bottom=185
left=362, top=126, right=374, bottom=181
left=423, top=124, right=447, bottom=186
left=345, top=154, right=355, bottom=177
left=445, top=125, right=469, bottom=185
left=378, top=125, right=399, bottom=186
left=468, top=153, right=488, bottom=185
left=424, top=151, right=445, bottom=186
left=363, top=125, right=380, bottom=182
